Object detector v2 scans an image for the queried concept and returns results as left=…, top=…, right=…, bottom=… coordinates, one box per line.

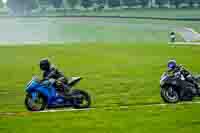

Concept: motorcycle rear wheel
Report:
left=72, top=89, right=91, bottom=109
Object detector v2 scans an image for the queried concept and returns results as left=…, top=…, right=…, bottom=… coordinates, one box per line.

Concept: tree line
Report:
left=4, top=0, right=200, bottom=15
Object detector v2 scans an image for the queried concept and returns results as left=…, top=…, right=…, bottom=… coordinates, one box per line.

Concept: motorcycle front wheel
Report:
left=25, top=92, right=47, bottom=111
left=161, top=86, right=179, bottom=103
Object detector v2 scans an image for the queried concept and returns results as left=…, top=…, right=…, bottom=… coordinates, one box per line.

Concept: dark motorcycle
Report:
left=160, top=72, right=200, bottom=103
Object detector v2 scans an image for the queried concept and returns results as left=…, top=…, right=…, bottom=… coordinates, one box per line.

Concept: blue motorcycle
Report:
left=25, top=77, right=91, bottom=111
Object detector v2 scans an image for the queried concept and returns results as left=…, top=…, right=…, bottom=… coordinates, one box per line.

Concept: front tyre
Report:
left=72, top=89, right=91, bottom=109
left=25, top=92, right=47, bottom=111
left=161, top=86, right=179, bottom=103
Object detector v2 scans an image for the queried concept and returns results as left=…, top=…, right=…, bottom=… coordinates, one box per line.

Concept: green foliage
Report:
left=198, top=1, right=200, bottom=8
left=93, top=0, right=105, bottom=11
left=169, top=0, right=182, bottom=8
left=123, top=0, right=137, bottom=8
left=108, top=0, right=120, bottom=8
left=184, top=0, right=199, bottom=8
left=50, top=0, right=63, bottom=8
left=139, top=0, right=149, bottom=7
left=81, top=0, right=93, bottom=9
left=96, top=0, right=106, bottom=5
left=67, top=0, right=79, bottom=9
left=95, top=0, right=106, bottom=7
left=155, top=0, right=168, bottom=8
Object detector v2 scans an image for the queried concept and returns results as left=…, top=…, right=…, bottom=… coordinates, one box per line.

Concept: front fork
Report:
left=31, top=92, right=38, bottom=101
left=168, top=87, right=174, bottom=96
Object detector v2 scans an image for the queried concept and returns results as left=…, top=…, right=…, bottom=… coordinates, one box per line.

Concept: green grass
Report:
left=0, top=43, right=200, bottom=132
left=1, top=43, right=200, bottom=111
left=1, top=104, right=200, bottom=133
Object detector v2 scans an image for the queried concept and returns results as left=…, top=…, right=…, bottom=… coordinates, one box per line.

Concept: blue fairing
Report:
left=26, top=78, right=72, bottom=108
left=26, top=79, right=57, bottom=104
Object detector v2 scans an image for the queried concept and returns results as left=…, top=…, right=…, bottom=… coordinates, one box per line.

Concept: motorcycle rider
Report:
left=167, top=60, right=200, bottom=95
left=39, top=58, right=69, bottom=95
left=170, top=31, right=176, bottom=42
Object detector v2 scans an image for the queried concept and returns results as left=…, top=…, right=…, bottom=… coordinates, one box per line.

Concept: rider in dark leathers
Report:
left=167, top=60, right=200, bottom=96
left=39, top=58, right=69, bottom=94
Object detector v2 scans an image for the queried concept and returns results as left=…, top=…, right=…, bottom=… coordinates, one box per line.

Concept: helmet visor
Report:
left=168, top=63, right=176, bottom=70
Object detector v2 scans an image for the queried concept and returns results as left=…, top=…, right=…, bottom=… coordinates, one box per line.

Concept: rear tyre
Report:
left=25, top=92, right=47, bottom=111
left=161, top=86, right=179, bottom=103
left=72, top=89, right=91, bottom=109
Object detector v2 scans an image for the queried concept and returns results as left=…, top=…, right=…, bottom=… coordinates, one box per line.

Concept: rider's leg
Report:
left=56, top=77, right=69, bottom=95
left=179, top=80, right=196, bottom=100
left=61, top=78, right=70, bottom=95
left=184, top=81, right=197, bottom=95
left=186, top=76, right=200, bottom=95
left=186, top=76, right=199, bottom=88
left=62, top=83, right=70, bottom=95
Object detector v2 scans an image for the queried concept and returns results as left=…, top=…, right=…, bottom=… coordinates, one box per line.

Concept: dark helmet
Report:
left=170, top=31, right=175, bottom=35
left=40, top=58, right=50, bottom=71
left=167, top=60, right=177, bottom=70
